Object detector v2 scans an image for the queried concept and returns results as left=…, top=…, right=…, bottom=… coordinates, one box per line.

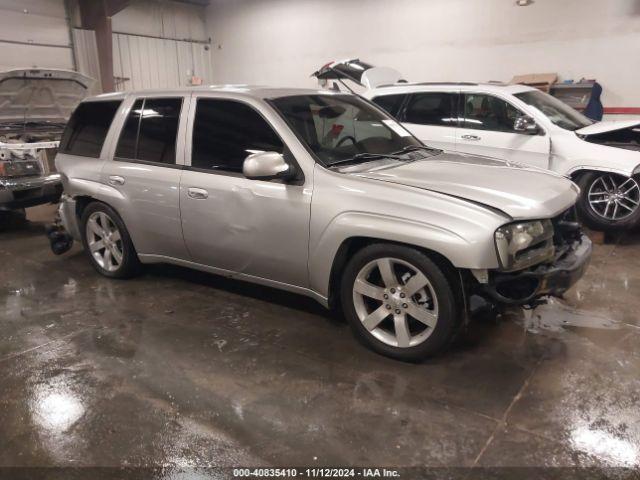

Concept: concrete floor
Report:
left=1, top=205, right=639, bottom=477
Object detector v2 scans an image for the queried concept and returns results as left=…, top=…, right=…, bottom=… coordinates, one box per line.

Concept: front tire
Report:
left=80, top=202, right=140, bottom=278
left=340, top=244, right=462, bottom=362
left=576, top=172, right=640, bottom=231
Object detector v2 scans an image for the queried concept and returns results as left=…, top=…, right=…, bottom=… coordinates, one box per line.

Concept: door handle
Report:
left=187, top=187, right=209, bottom=199
left=461, top=134, right=481, bottom=141
left=108, top=175, right=125, bottom=186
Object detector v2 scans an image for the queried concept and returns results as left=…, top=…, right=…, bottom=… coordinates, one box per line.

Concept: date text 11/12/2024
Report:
left=233, top=468, right=401, bottom=477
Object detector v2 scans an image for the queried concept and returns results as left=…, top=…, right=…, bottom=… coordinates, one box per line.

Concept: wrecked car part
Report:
left=0, top=69, right=92, bottom=212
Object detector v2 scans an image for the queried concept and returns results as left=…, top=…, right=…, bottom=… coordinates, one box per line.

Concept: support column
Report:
left=78, top=0, right=130, bottom=92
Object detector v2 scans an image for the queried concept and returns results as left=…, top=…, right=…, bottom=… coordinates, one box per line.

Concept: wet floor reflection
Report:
left=1, top=207, right=639, bottom=470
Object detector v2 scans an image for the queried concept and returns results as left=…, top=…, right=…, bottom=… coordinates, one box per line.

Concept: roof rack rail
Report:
left=378, top=81, right=479, bottom=88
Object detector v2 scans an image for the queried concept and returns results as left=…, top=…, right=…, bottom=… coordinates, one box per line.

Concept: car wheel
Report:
left=80, top=202, right=140, bottom=278
left=340, top=243, right=462, bottom=362
left=576, top=172, right=640, bottom=231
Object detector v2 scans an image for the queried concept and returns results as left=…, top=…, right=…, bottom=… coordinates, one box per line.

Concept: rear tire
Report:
left=576, top=172, right=640, bottom=231
left=340, top=243, right=462, bottom=362
left=80, top=202, right=140, bottom=278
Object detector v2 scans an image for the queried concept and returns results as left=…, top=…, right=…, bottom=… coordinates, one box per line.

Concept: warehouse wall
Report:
left=0, top=0, right=74, bottom=71
left=205, top=0, right=640, bottom=110
left=73, top=0, right=213, bottom=92
left=111, top=0, right=212, bottom=91
left=112, top=0, right=208, bottom=40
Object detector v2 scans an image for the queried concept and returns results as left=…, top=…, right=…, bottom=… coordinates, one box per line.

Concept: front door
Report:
left=399, top=92, right=458, bottom=151
left=179, top=97, right=311, bottom=288
left=455, top=93, right=550, bottom=169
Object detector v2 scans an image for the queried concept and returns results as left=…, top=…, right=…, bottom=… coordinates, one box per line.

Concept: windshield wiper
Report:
left=393, top=145, right=441, bottom=155
left=327, top=152, right=404, bottom=168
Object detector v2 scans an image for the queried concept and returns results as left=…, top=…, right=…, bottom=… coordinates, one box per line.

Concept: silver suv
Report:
left=55, top=87, right=591, bottom=361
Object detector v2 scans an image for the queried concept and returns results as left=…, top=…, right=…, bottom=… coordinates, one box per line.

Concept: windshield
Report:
left=269, top=94, right=423, bottom=166
left=514, top=90, right=593, bottom=131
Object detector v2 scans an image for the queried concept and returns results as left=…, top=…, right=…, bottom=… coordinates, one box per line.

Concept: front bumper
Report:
left=484, top=233, right=592, bottom=305
left=0, top=173, right=63, bottom=210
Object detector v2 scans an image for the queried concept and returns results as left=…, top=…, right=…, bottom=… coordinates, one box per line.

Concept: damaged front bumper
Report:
left=483, top=233, right=592, bottom=305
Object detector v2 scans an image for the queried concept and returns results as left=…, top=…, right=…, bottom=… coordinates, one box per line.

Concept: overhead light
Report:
left=516, top=0, right=534, bottom=5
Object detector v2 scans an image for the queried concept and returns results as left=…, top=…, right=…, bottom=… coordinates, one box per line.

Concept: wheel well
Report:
left=326, top=237, right=459, bottom=310
left=570, top=169, right=638, bottom=183
left=569, top=169, right=601, bottom=184
left=74, top=195, right=95, bottom=222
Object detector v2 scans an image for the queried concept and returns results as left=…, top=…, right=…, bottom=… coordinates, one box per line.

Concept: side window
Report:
left=463, top=94, right=523, bottom=133
left=115, top=99, right=142, bottom=159
left=371, top=94, right=407, bottom=117
left=60, top=100, right=122, bottom=157
left=115, top=97, right=182, bottom=164
left=191, top=99, right=283, bottom=173
left=403, top=93, right=456, bottom=127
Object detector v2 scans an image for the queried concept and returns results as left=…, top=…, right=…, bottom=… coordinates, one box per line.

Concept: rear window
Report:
left=60, top=100, right=122, bottom=158
left=371, top=94, right=407, bottom=117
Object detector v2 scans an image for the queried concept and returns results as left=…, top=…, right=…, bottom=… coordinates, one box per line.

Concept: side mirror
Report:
left=514, top=115, right=539, bottom=135
left=242, top=151, right=293, bottom=181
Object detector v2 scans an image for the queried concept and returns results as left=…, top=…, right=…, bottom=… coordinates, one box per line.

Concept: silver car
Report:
left=54, top=86, right=591, bottom=361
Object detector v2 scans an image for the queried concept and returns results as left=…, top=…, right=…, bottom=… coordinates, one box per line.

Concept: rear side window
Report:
left=404, top=93, right=457, bottom=127
left=60, top=100, right=121, bottom=157
left=371, top=94, right=407, bottom=117
left=191, top=99, right=283, bottom=173
left=115, top=97, right=183, bottom=165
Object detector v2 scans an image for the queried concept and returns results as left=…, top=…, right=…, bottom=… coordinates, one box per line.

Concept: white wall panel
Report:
left=0, top=44, right=73, bottom=72
left=112, top=0, right=208, bottom=41
left=206, top=0, right=640, bottom=109
left=72, top=28, right=101, bottom=91
left=0, top=0, right=74, bottom=71
left=112, top=33, right=212, bottom=91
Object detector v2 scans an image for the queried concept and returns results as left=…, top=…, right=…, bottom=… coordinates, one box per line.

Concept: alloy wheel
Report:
left=588, top=174, right=640, bottom=221
left=86, top=211, right=124, bottom=272
left=352, top=257, right=439, bottom=348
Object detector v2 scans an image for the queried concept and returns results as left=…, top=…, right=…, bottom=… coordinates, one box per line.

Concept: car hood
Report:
left=0, top=69, right=93, bottom=124
left=576, top=120, right=640, bottom=136
left=351, top=152, right=578, bottom=220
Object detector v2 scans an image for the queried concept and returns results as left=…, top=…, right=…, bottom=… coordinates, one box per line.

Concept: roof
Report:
left=87, top=85, right=341, bottom=102
left=369, top=82, right=538, bottom=96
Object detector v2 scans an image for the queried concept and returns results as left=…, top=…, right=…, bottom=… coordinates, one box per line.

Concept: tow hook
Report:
left=46, top=211, right=74, bottom=255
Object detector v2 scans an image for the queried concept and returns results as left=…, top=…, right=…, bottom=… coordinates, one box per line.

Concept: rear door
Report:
left=456, top=92, right=550, bottom=168
left=397, top=91, right=458, bottom=151
left=101, top=95, right=189, bottom=259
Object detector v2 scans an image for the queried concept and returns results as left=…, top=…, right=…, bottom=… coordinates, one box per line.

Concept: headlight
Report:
left=0, top=150, right=43, bottom=178
left=495, top=220, right=554, bottom=271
